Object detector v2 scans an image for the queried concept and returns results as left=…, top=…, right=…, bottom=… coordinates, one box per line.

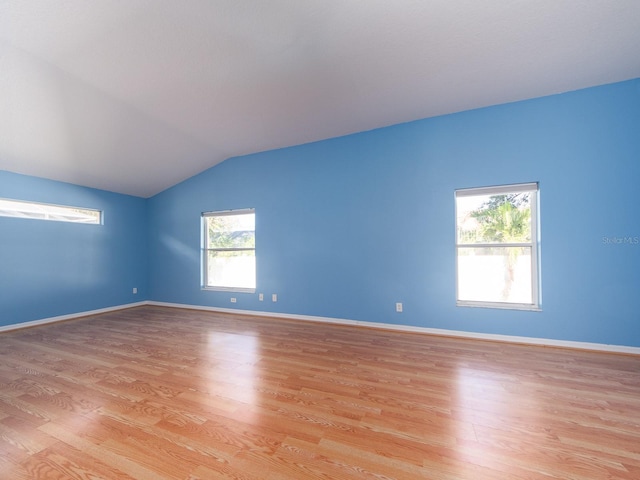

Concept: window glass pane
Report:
left=206, top=214, right=255, bottom=249
left=457, top=246, right=532, bottom=304
left=0, top=198, right=101, bottom=224
left=457, top=193, right=531, bottom=244
left=207, top=250, right=256, bottom=289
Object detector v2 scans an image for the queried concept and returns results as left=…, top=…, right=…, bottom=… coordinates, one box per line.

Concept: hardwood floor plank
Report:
left=33, top=422, right=172, bottom=480
left=22, top=441, right=139, bottom=480
left=1, top=305, right=639, bottom=479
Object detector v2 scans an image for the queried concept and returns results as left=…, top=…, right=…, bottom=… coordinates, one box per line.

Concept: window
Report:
left=455, top=183, right=539, bottom=310
left=0, top=198, right=102, bottom=224
left=202, top=209, right=256, bottom=292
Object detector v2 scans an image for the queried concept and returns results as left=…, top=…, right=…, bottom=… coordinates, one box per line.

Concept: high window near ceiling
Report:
left=455, top=183, right=540, bottom=310
left=0, top=198, right=102, bottom=224
left=202, top=209, right=256, bottom=292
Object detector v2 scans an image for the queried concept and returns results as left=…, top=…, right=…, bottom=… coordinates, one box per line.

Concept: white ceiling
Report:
left=1, top=1, right=639, bottom=198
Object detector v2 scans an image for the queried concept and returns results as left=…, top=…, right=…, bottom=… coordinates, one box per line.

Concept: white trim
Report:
left=147, top=301, right=640, bottom=355
left=202, top=208, right=255, bottom=217
left=202, top=286, right=256, bottom=294
left=3, top=300, right=638, bottom=356
left=0, top=302, right=147, bottom=333
left=455, top=182, right=538, bottom=197
left=456, top=300, right=541, bottom=311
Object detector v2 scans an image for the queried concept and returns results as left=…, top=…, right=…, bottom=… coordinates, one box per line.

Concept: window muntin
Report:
left=0, top=198, right=102, bottom=224
left=202, top=209, right=255, bottom=291
left=455, top=183, right=539, bottom=310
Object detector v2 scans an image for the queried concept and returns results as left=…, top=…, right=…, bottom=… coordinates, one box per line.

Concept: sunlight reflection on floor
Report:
left=206, top=331, right=260, bottom=408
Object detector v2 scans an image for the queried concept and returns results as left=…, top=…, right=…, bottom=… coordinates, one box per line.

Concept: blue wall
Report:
left=148, top=79, right=640, bottom=347
left=2, top=79, right=638, bottom=346
left=0, top=171, right=148, bottom=326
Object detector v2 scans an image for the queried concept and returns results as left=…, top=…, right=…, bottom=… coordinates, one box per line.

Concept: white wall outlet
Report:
left=396, top=302, right=403, bottom=313
left=259, top=293, right=264, bottom=301
left=230, top=297, right=237, bottom=303
left=132, top=287, right=137, bottom=294
left=272, top=294, right=278, bottom=302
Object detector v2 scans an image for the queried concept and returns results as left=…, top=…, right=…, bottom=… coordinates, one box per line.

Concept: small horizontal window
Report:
left=0, top=198, right=102, bottom=224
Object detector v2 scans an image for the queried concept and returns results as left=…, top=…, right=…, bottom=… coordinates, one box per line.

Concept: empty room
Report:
left=1, top=1, right=639, bottom=479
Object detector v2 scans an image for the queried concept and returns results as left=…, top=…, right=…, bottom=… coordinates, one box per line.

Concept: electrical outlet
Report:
left=396, top=302, right=403, bottom=313
left=230, top=297, right=237, bottom=303
left=259, top=293, right=264, bottom=301
left=132, top=287, right=137, bottom=294
left=272, top=294, right=277, bottom=302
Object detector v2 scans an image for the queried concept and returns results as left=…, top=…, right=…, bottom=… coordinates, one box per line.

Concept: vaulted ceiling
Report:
left=2, top=1, right=640, bottom=197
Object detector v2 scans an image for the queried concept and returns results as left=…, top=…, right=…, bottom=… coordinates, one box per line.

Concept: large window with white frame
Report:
left=202, top=209, right=256, bottom=292
left=455, top=183, right=539, bottom=310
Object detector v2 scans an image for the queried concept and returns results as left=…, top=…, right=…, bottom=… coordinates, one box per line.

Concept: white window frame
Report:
left=202, top=208, right=256, bottom=293
left=455, top=183, right=540, bottom=311
left=0, top=198, right=102, bottom=224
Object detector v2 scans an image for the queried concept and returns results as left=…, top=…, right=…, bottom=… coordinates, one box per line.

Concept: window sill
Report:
left=202, top=286, right=256, bottom=294
left=457, top=300, right=541, bottom=312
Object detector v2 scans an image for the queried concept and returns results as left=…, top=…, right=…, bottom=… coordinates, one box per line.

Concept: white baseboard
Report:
left=0, top=302, right=148, bottom=333
left=148, top=301, right=640, bottom=355
left=5, top=300, right=638, bottom=356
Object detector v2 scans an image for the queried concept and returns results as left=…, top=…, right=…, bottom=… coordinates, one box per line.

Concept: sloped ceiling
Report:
left=1, top=1, right=640, bottom=198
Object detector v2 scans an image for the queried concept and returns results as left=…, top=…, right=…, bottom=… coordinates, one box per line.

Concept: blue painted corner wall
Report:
left=0, top=171, right=148, bottom=326
left=148, top=78, right=640, bottom=347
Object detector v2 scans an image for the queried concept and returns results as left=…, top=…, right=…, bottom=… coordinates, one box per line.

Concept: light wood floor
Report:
left=1, top=306, right=639, bottom=479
